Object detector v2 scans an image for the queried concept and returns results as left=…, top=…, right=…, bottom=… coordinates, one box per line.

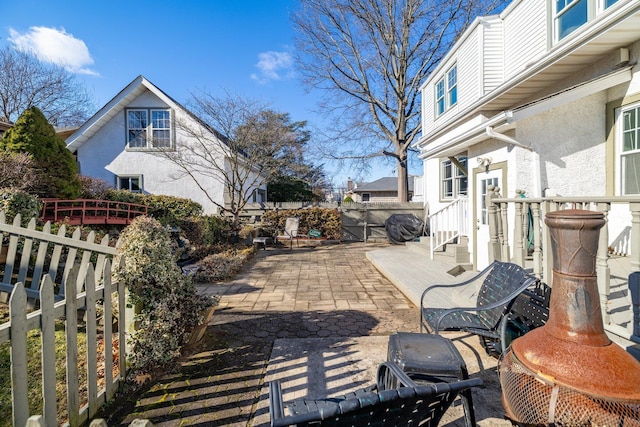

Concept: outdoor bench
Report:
left=0, top=212, right=117, bottom=305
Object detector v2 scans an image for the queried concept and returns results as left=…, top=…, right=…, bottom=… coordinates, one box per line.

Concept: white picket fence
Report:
left=0, top=214, right=128, bottom=426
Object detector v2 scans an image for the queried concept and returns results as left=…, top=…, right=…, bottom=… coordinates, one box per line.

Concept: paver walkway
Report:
left=114, top=242, right=505, bottom=426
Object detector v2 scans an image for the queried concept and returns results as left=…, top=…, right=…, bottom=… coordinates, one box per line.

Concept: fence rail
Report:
left=1, top=261, right=126, bottom=427
left=41, top=199, right=148, bottom=225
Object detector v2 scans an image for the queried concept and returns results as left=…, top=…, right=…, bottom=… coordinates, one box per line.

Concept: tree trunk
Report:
left=397, top=156, right=409, bottom=202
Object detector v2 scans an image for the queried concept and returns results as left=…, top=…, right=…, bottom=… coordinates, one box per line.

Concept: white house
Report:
left=417, top=0, right=640, bottom=268
left=66, top=75, right=266, bottom=215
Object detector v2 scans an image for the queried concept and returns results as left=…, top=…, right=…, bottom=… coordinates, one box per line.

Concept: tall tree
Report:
left=292, top=0, right=508, bottom=201
left=0, top=46, right=94, bottom=127
left=157, top=91, right=319, bottom=229
left=0, top=106, right=81, bottom=198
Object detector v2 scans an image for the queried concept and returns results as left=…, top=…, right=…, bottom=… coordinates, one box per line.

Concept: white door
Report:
left=476, top=169, right=501, bottom=269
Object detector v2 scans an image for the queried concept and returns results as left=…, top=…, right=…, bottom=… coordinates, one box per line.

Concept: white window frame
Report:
left=440, top=156, right=467, bottom=200
left=126, top=108, right=173, bottom=149
left=616, top=102, right=640, bottom=196
left=435, top=64, right=457, bottom=117
left=117, top=175, right=143, bottom=193
left=553, top=0, right=618, bottom=42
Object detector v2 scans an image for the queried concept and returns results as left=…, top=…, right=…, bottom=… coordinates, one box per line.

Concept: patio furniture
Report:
left=253, top=236, right=273, bottom=250
left=387, top=332, right=476, bottom=427
left=420, top=260, right=539, bottom=356
left=275, top=217, right=299, bottom=250
left=268, top=360, right=482, bottom=427
left=501, top=279, right=551, bottom=350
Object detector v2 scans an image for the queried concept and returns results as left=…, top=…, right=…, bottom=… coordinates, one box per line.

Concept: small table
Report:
left=387, top=332, right=476, bottom=427
left=252, top=236, right=273, bottom=250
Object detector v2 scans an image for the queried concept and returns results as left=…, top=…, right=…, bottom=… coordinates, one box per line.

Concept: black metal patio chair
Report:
left=420, top=260, right=540, bottom=356
left=268, top=360, right=482, bottom=426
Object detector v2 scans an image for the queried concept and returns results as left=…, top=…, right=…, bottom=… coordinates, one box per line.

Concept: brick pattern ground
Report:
left=115, top=243, right=421, bottom=426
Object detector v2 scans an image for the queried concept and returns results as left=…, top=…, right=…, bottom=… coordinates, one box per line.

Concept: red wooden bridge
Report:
left=41, top=199, right=148, bottom=225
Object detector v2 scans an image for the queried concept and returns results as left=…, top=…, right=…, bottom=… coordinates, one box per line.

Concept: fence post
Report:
left=10, top=281, right=29, bottom=427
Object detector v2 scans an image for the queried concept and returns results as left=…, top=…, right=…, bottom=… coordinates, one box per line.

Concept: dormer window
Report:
left=126, top=108, right=172, bottom=149
left=435, top=64, right=458, bottom=117
left=554, top=0, right=619, bottom=41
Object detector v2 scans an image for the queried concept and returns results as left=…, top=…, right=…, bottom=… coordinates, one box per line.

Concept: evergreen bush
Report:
left=113, top=216, right=215, bottom=376
left=0, top=107, right=81, bottom=198
left=0, top=188, right=42, bottom=225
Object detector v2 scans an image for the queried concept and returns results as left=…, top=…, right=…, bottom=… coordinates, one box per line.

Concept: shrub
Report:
left=144, top=194, right=203, bottom=225
left=343, top=196, right=354, bottom=203
left=0, top=106, right=81, bottom=198
left=113, top=216, right=214, bottom=377
left=103, top=190, right=203, bottom=226
left=79, top=176, right=113, bottom=199
left=194, top=246, right=255, bottom=282
left=181, top=215, right=232, bottom=247
left=261, top=208, right=341, bottom=240
left=0, top=188, right=42, bottom=224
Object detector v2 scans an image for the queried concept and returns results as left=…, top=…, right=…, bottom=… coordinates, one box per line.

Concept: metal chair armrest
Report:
left=377, top=361, right=418, bottom=391
left=432, top=276, right=539, bottom=333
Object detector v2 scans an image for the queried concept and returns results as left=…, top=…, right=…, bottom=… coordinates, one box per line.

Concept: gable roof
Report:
left=66, top=75, right=227, bottom=152
left=353, top=177, right=414, bottom=193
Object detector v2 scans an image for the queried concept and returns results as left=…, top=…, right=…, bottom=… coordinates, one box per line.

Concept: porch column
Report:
left=532, top=201, right=544, bottom=280
left=596, top=202, right=611, bottom=325
left=512, top=191, right=525, bottom=266
left=487, top=185, right=501, bottom=263
left=500, top=199, right=510, bottom=262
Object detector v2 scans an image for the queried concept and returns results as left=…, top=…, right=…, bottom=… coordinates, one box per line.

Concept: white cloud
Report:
left=8, top=26, right=98, bottom=76
left=251, top=51, right=294, bottom=84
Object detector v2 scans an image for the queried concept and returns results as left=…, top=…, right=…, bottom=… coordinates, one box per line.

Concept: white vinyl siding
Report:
left=457, top=29, right=480, bottom=110
left=503, top=0, right=547, bottom=80
left=481, top=17, right=504, bottom=94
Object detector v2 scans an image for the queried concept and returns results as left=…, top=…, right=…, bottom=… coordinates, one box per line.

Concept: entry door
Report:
left=476, top=169, right=501, bottom=269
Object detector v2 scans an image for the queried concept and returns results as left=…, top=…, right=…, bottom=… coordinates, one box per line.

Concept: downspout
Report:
left=485, top=126, right=541, bottom=197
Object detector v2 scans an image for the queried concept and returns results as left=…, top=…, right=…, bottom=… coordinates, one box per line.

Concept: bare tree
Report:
left=292, top=0, right=508, bottom=201
left=0, top=152, right=40, bottom=191
left=0, top=46, right=94, bottom=127
left=158, top=91, right=312, bottom=230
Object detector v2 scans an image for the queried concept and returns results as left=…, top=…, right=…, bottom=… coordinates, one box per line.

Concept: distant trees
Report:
left=292, top=0, right=509, bottom=201
left=0, top=106, right=81, bottom=198
left=0, top=46, right=94, bottom=127
left=157, top=91, right=323, bottom=229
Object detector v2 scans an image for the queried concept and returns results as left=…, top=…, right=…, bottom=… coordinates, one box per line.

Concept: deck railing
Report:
left=428, top=197, right=468, bottom=259
left=41, top=199, right=148, bottom=225
left=487, top=194, right=640, bottom=351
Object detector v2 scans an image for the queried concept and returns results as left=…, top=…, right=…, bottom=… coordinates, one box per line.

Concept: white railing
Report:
left=429, top=197, right=469, bottom=259
left=488, top=195, right=640, bottom=350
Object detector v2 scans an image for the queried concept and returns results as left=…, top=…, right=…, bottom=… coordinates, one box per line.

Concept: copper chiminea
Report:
left=500, top=209, right=640, bottom=425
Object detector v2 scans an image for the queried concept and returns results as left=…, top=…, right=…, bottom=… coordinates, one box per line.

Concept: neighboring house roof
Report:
left=66, top=75, right=229, bottom=153
left=416, top=0, right=640, bottom=158
left=0, top=120, right=12, bottom=136
left=353, top=177, right=414, bottom=193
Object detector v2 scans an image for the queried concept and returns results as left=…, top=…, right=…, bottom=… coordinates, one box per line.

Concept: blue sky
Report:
left=0, top=0, right=398, bottom=188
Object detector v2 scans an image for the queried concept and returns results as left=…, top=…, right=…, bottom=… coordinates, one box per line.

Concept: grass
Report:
left=0, top=303, right=119, bottom=426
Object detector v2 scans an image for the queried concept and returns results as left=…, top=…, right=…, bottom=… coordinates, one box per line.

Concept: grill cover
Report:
left=384, top=214, right=424, bottom=244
